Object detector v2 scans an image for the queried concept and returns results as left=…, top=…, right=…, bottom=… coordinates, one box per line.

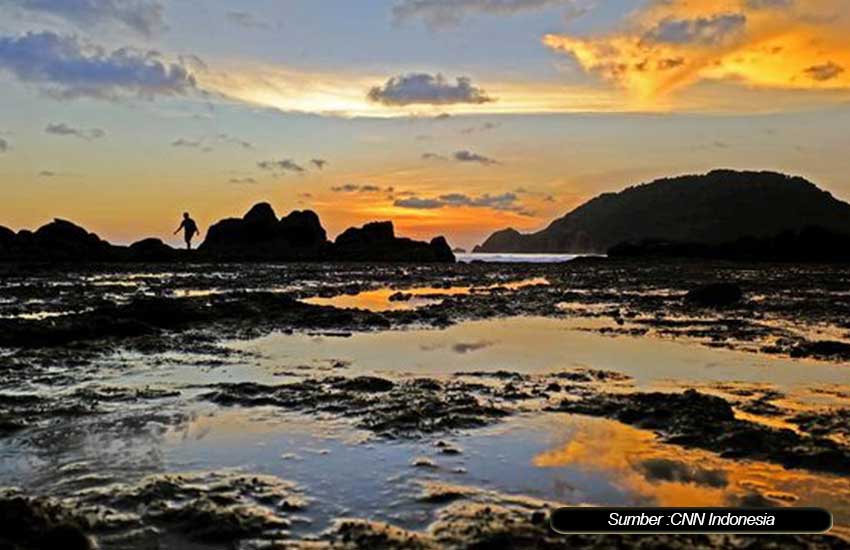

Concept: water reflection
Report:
left=303, top=277, right=549, bottom=312
left=533, top=416, right=850, bottom=529
left=232, top=316, right=849, bottom=390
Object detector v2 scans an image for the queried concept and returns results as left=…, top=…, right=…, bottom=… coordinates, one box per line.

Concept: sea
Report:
left=455, top=253, right=602, bottom=263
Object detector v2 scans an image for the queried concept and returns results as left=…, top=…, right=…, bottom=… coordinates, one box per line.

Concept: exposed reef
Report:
left=550, top=389, right=850, bottom=475
left=0, top=471, right=306, bottom=549
left=0, top=291, right=391, bottom=348
left=280, top=484, right=846, bottom=549
left=202, top=376, right=510, bottom=439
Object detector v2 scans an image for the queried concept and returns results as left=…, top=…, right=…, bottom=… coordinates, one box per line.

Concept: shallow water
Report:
left=2, top=261, right=850, bottom=547
left=3, top=398, right=848, bottom=541
left=455, top=253, right=600, bottom=263
left=302, top=277, right=549, bottom=311
left=227, top=317, right=850, bottom=391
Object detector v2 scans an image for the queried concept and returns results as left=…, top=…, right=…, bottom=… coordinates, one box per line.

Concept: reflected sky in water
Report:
left=230, top=316, right=850, bottom=390
left=1, top=314, right=848, bottom=543
left=302, top=277, right=549, bottom=311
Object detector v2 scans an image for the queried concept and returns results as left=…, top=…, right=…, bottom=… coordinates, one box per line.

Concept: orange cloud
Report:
left=544, top=0, right=850, bottom=104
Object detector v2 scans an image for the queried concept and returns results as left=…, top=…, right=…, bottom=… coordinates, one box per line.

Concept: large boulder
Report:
left=335, top=221, right=395, bottom=247
left=10, top=219, right=116, bottom=261
left=199, top=203, right=329, bottom=260
left=0, top=226, right=15, bottom=256
left=243, top=202, right=278, bottom=226
left=429, top=236, right=455, bottom=262
left=333, top=221, right=455, bottom=263
left=279, top=210, right=327, bottom=247
left=128, top=238, right=181, bottom=262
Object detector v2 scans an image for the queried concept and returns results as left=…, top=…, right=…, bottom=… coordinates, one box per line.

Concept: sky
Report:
left=1, top=0, right=849, bottom=249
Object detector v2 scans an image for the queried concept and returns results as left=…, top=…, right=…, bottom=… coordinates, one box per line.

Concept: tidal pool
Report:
left=302, top=277, right=549, bottom=311
left=1, top=314, right=849, bottom=547
left=227, top=316, right=850, bottom=391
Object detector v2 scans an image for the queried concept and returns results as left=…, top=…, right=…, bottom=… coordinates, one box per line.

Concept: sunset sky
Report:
left=2, top=0, right=850, bottom=249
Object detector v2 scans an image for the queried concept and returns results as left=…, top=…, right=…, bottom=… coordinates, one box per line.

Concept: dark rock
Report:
left=199, top=202, right=328, bottom=260
left=737, top=397, right=786, bottom=417
left=411, top=457, right=437, bottom=468
left=685, top=283, right=743, bottom=307
left=0, top=490, right=95, bottom=550
left=436, top=442, right=462, bottom=455
left=530, top=510, right=546, bottom=525
left=333, top=221, right=454, bottom=263
left=455, top=370, right=527, bottom=380
left=336, top=221, right=395, bottom=247
left=333, top=376, right=395, bottom=392
left=202, top=376, right=509, bottom=438
left=84, top=471, right=303, bottom=545
left=6, top=219, right=115, bottom=261
left=553, top=368, right=632, bottom=383
left=429, top=237, right=455, bottom=262
left=279, top=209, right=327, bottom=247
left=34, top=219, right=103, bottom=248
left=790, top=340, right=850, bottom=360
left=40, top=525, right=96, bottom=550
left=1, top=201, right=453, bottom=263
left=0, top=292, right=390, bottom=348
left=128, top=238, right=180, bottom=261
left=789, top=408, right=850, bottom=439
left=243, top=202, right=279, bottom=226
left=553, top=389, right=850, bottom=475
left=0, top=225, right=14, bottom=255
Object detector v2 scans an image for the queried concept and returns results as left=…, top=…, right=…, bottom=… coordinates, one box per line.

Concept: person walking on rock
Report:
left=174, top=212, right=200, bottom=250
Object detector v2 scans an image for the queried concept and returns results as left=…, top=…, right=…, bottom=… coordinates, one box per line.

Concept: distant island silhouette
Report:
left=0, top=202, right=454, bottom=263
left=475, top=170, right=850, bottom=261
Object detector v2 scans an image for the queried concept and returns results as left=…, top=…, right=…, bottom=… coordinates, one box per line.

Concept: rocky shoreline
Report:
left=3, top=258, right=850, bottom=361
left=1, top=367, right=849, bottom=549
left=2, top=259, right=850, bottom=549
left=0, top=202, right=455, bottom=264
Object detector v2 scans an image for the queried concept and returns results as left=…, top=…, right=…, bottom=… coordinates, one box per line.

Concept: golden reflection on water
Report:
left=533, top=417, right=850, bottom=531
left=303, top=277, right=549, bottom=312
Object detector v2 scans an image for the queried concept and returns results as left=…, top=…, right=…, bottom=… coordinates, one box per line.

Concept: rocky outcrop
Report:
left=0, top=203, right=454, bottom=263
left=0, top=225, right=15, bottom=254
left=127, top=238, right=182, bottom=262
left=332, top=221, right=454, bottom=262
left=0, top=219, right=115, bottom=261
left=199, top=202, right=329, bottom=260
left=476, top=170, right=850, bottom=254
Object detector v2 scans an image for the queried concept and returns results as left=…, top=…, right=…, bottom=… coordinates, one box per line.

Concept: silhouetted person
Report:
left=174, top=212, right=200, bottom=250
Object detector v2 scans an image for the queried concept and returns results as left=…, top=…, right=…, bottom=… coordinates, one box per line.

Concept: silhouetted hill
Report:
left=474, top=170, right=850, bottom=254
left=0, top=203, right=455, bottom=263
